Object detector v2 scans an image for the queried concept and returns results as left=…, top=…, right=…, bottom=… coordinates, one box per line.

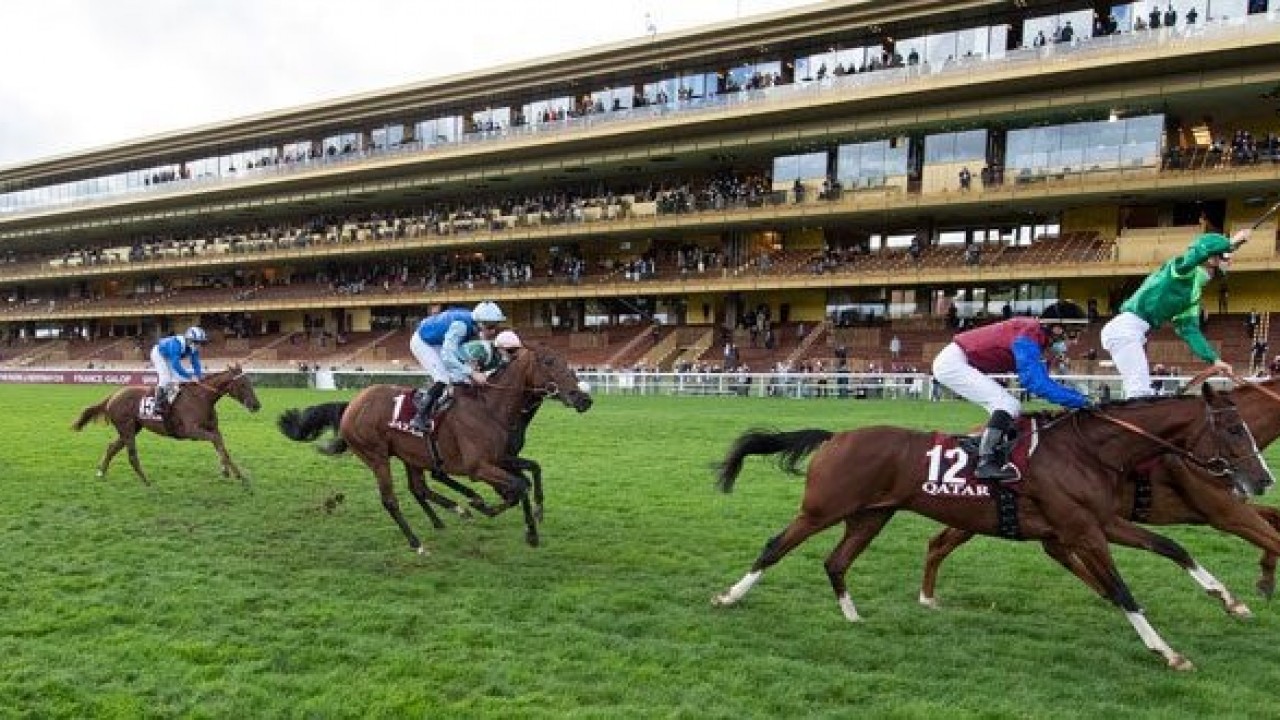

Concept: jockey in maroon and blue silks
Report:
left=932, top=306, right=1090, bottom=482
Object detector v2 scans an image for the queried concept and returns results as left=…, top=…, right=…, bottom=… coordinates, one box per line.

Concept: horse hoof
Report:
left=712, top=594, right=735, bottom=607
left=1228, top=603, right=1253, bottom=619
left=1168, top=655, right=1195, bottom=672
left=918, top=593, right=940, bottom=610
left=415, top=546, right=430, bottom=556
left=1257, top=579, right=1275, bottom=600
left=525, top=533, right=540, bottom=548
left=95, top=470, right=105, bottom=479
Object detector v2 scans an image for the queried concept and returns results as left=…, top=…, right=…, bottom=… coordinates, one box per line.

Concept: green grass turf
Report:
left=3, top=385, right=1280, bottom=718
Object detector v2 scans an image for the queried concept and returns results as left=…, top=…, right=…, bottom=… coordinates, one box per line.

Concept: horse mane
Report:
left=1095, top=394, right=1198, bottom=409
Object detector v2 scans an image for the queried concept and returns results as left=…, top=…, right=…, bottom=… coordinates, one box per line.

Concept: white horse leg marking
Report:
left=918, top=591, right=939, bottom=609
left=1125, top=610, right=1192, bottom=670
left=713, top=569, right=763, bottom=606
left=1188, top=563, right=1252, bottom=617
left=837, top=592, right=862, bottom=622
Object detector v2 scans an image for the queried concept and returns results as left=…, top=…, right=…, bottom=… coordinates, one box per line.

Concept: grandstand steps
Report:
left=74, top=337, right=138, bottom=365
left=333, top=329, right=404, bottom=369
left=785, top=321, right=829, bottom=369
left=603, top=325, right=660, bottom=370
left=240, top=333, right=304, bottom=367
left=671, top=328, right=717, bottom=370
left=1, top=340, right=67, bottom=368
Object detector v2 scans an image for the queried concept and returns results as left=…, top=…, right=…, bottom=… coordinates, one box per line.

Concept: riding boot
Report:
left=975, top=409, right=1017, bottom=483
left=157, top=386, right=178, bottom=434
left=409, top=381, right=446, bottom=433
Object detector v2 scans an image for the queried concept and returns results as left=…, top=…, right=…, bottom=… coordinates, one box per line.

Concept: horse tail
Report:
left=716, top=428, right=834, bottom=493
left=71, top=398, right=110, bottom=431
left=278, top=402, right=349, bottom=453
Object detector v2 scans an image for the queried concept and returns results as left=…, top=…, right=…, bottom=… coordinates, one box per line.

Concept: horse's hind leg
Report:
left=96, top=436, right=127, bottom=479
left=357, top=451, right=425, bottom=555
left=1104, top=518, right=1251, bottom=618
left=713, top=510, right=839, bottom=608
left=113, top=422, right=152, bottom=486
left=402, top=462, right=452, bottom=529
left=824, top=509, right=895, bottom=621
left=919, top=527, right=977, bottom=608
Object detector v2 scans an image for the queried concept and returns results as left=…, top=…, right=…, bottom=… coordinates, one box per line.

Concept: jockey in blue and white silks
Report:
left=150, top=326, right=209, bottom=410
left=408, top=301, right=505, bottom=432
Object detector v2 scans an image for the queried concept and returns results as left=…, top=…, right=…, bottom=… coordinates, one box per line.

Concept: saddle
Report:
left=390, top=386, right=454, bottom=436
left=950, top=416, right=1039, bottom=481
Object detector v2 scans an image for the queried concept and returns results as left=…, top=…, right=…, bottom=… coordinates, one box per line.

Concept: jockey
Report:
left=408, top=301, right=505, bottom=432
left=456, top=330, right=523, bottom=377
left=1102, top=205, right=1249, bottom=398
left=931, top=302, right=1091, bottom=482
left=150, top=326, right=209, bottom=413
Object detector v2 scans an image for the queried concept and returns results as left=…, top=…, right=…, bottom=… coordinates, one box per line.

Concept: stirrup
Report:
left=976, top=461, right=1018, bottom=483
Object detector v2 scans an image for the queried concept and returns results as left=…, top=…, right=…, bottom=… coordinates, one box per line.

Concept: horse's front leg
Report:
left=1103, top=518, right=1250, bottom=617
left=190, top=429, right=249, bottom=490
left=1066, top=531, right=1193, bottom=670
left=1244, top=505, right=1280, bottom=599
left=428, top=469, right=492, bottom=518
left=473, top=462, right=537, bottom=547
left=506, top=457, right=543, bottom=522
left=403, top=463, right=450, bottom=529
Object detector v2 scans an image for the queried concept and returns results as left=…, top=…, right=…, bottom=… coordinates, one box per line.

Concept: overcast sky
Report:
left=0, top=0, right=816, bottom=168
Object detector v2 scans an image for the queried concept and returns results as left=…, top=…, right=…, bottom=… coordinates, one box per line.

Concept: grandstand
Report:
left=3, top=0, right=1280, bottom=380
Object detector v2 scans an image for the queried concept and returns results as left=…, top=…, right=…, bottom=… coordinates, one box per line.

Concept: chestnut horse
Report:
left=71, top=365, right=262, bottom=488
left=278, top=342, right=592, bottom=553
left=920, top=374, right=1280, bottom=608
left=713, top=385, right=1273, bottom=669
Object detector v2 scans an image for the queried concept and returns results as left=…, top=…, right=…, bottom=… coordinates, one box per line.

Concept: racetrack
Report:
left=6, top=385, right=1280, bottom=717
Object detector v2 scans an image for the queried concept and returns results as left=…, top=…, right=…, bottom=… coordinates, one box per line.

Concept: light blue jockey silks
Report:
left=416, top=308, right=480, bottom=379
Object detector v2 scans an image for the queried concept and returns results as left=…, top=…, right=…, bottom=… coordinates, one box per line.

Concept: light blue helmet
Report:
left=471, top=301, right=506, bottom=324
left=185, top=326, right=208, bottom=344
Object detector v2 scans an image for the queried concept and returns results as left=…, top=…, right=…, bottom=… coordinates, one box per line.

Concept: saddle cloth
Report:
left=388, top=386, right=454, bottom=436
left=921, top=417, right=1040, bottom=497
left=137, top=393, right=167, bottom=421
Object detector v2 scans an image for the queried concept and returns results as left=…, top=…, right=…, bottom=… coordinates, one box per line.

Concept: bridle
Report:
left=476, top=350, right=567, bottom=402
left=1084, top=401, right=1255, bottom=479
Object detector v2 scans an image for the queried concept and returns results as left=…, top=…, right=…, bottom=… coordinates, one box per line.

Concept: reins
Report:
left=1086, top=405, right=1236, bottom=477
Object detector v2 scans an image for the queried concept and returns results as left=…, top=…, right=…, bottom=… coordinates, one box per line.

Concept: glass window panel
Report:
left=795, top=151, right=828, bottom=179
left=772, top=156, right=800, bottom=183
left=922, top=33, right=954, bottom=69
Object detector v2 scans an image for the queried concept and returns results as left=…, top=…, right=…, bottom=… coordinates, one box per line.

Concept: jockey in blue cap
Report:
left=408, top=301, right=505, bottom=432
left=150, top=326, right=208, bottom=414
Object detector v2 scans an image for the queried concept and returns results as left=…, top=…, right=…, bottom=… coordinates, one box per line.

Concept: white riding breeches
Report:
left=931, top=342, right=1021, bottom=417
left=1101, top=311, right=1153, bottom=399
left=410, top=333, right=465, bottom=383
left=150, top=347, right=178, bottom=391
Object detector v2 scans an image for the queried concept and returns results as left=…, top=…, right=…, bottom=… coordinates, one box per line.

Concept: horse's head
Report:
left=1198, top=383, right=1273, bottom=498
left=517, top=343, right=593, bottom=413
left=221, top=364, right=262, bottom=413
